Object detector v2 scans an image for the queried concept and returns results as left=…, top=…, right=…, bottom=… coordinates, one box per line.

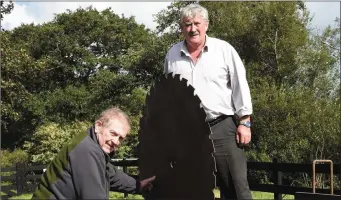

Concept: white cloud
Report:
left=1, top=2, right=171, bottom=30
left=1, top=3, right=36, bottom=30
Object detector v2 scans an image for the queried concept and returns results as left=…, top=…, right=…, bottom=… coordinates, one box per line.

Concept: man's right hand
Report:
left=140, top=176, right=156, bottom=192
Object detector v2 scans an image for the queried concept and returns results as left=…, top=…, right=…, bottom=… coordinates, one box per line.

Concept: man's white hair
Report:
left=96, top=106, right=131, bottom=130
left=180, top=3, right=209, bottom=23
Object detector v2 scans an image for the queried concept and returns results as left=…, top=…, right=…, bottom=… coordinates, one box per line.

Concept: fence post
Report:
left=23, top=162, right=28, bottom=193
left=123, top=158, right=128, bottom=198
left=339, top=163, right=341, bottom=195
left=273, top=158, right=282, bottom=200
left=16, top=162, right=25, bottom=195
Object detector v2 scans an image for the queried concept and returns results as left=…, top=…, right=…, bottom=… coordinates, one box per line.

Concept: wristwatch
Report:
left=240, top=121, right=252, bottom=128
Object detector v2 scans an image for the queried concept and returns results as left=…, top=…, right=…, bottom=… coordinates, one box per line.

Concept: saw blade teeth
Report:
left=179, top=75, right=188, bottom=87
left=177, top=74, right=182, bottom=81
left=178, top=75, right=190, bottom=87
left=167, top=72, right=174, bottom=79
left=194, top=90, right=197, bottom=96
left=173, top=73, right=180, bottom=80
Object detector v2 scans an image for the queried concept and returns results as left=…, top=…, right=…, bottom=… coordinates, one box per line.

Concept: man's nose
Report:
left=190, top=24, right=196, bottom=32
left=111, top=137, right=120, bottom=146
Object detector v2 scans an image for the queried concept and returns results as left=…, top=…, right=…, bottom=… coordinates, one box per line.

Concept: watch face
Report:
left=242, top=121, right=251, bottom=128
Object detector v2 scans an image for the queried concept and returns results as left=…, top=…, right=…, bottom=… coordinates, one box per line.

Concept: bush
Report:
left=23, top=121, right=91, bottom=164
left=1, top=149, right=29, bottom=167
left=1, top=148, right=29, bottom=178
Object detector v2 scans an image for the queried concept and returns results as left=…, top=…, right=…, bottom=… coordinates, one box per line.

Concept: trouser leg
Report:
left=210, top=116, right=252, bottom=200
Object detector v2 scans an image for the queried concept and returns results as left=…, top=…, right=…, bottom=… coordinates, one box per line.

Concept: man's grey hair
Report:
left=180, top=3, right=209, bottom=24
left=96, top=106, right=131, bottom=129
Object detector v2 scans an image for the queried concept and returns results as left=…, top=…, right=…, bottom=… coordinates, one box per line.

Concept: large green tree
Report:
left=1, top=7, right=154, bottom=149
left=1, top=30, right=48, bottom=149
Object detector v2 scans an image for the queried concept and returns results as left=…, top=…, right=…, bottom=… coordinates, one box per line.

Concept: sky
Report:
left=1, top=2, right=340, bottom=32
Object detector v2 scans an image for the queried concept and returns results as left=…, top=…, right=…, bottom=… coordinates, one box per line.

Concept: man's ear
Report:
left=95, top=120, right=103, bottom=133
left=205, top=21, right=209, bottom=32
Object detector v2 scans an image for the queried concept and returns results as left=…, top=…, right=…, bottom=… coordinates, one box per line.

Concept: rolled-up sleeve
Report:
left=228, top=45, right=253, bottom=117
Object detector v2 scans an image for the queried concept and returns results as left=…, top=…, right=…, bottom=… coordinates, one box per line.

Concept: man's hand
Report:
left=140, top=176, right=156, bottom=192
left=236, top=125, right=251, bottom=145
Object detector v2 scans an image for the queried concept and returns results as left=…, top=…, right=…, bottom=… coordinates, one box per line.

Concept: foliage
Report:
left=1, top=149, right=29, bottom=167
left=0, top=29, right=47, bottom=148
left=109, top=192, right=143, bottom=199
left=1, top=149, right=28, bottom=177
left=247, top=82, right=340, bottom=187
left=23, top=121, right=91, bottom=164
left=0, top=0, right=14, bottom=22
left=248, top=83, right=340, bottom=162
left=1, top=6, right=153, bottom=149
left=8, top=193, right=33, bottom=199
left=154, top=1, right=195, bottom=35
left=115, top=88, right=148, bottom=158
left=294, top=18, right=340, bottom=97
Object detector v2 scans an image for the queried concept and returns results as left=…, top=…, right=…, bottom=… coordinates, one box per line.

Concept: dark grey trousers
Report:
left=210, top=116, right=253, bottom=200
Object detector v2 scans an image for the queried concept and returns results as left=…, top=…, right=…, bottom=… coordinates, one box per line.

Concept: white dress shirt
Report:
left=164, top=36, right=253, bottom=120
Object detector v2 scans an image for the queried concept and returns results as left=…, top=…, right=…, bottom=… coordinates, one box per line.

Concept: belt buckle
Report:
left=208, top=116, right=220, bottom=126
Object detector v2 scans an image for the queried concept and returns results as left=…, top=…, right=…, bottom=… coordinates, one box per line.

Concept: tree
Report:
left=1, top=6, right=155, bottom=149
left=0, top=30, right=48, bottom=148
left=294, top=18, right=340, bottom=98
left=0, top=0, right=13, bottom=21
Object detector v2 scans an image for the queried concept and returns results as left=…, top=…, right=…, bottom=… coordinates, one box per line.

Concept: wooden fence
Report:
left=1, top=158, right=340, bottom=200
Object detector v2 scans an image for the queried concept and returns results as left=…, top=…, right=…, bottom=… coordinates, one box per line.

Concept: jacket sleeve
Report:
left=108, top=162, right=140, bottom=194
left=69, top=139, right=108, bottom=199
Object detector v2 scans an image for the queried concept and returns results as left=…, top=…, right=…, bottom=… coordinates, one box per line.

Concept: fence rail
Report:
left=1, top=158, right=340, bottom=200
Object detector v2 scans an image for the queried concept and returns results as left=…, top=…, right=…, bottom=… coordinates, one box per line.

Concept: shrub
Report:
left=23, top=121, right=91, bottom=164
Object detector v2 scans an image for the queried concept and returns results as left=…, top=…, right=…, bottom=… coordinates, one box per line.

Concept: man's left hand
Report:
left=236, top=125, right=251, bottom=145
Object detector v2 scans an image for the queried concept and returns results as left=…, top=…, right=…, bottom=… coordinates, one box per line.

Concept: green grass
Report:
left=6, top=190, right=294, bottom=199
left=8, top=193, right=33, bottom=199
left=251, top=191, right=294, bottom=199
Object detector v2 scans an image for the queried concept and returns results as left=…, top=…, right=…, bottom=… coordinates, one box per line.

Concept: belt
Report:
left=208, top=115, right=229, bottom=126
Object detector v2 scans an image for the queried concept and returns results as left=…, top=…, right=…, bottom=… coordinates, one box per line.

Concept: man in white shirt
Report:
left=164, top=3, right=253, bottom=199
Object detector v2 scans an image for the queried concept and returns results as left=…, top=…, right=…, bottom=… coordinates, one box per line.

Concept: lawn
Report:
left=6, top=189, right=294, bottom=199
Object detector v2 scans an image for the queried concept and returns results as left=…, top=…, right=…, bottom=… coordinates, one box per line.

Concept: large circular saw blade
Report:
left=138, top=73, right=216, bottom=199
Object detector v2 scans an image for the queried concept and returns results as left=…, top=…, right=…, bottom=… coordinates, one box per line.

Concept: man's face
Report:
left=181, top=15, right=208, bottom=48
left=95, top=118, right=129, bottom=154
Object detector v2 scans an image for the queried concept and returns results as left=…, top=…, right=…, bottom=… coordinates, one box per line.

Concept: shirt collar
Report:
left=181, top=35, right=209, bottom=56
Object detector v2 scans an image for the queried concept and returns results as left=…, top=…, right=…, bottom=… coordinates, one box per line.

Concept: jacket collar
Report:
left=87, top=126, right=112, bottom=161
